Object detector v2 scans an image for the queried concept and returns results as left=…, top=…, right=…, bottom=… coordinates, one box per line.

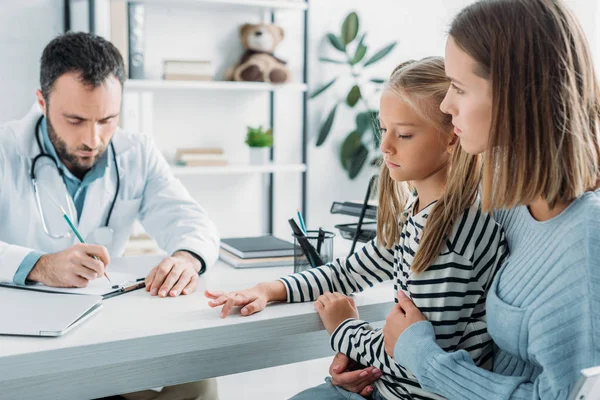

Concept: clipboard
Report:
left=0, top=272, right=146, bottom=300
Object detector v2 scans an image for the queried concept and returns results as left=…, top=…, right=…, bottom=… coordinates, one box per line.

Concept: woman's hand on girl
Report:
left=205, top=281, right=286, bottom=318
left=329, top=353, right=382, bottom=397
left=383, top=291, right=427, bottom=358
left=314, top=292, right=359, bottom=335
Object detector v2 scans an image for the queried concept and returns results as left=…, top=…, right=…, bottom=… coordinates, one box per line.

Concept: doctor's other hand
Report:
left=145, top=251, right=201, bottom=298
left=205, top=280, right=287, bottom=318
left=28, top=243, right=110, bottom=288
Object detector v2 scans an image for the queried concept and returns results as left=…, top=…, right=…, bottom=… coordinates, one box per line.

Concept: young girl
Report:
left=206, top=57, right=508, bottom=400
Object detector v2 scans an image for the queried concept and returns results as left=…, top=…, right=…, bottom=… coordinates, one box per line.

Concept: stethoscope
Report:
left=30, top=116, right=120, bottom=242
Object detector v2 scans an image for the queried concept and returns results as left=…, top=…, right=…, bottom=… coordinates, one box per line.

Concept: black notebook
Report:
left=220, top=236, right=297, bottom=259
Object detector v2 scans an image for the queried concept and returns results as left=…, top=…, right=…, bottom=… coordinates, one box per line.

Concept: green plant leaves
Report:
left=245, top=126, right=273, bottom=147
left=316, top=104, right=338, bottom=146
left=364, top=42, right=397, bottom=67
left=356, top=110, right=378, bottom=136
left=319, top=57, right=346, bottom=64
left=310, top=77, right=337, bottom=99
left=341, top=131, right=362, bottom=169
left=340, top=131, right=369, bottom=179
left=327, top=33, right=346, bottom=52
left=341, top=12, right=359, bottom=45
left=346, top=85, right=361, bottom=107
left=348, top=145, right=369, bottom=179
left=370, top=78, right=386, bottom=84
left=351, top=44, right=367, bottom=65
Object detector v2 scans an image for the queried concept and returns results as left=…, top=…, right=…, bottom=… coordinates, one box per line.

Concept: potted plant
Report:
left=311, top=12, right=397, bottom=179
left=245, top=125, right=273, bottom=165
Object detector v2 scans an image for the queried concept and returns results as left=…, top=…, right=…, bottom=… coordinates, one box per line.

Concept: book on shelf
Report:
left=220, top=235, right=297, bottom=259
left=330, top=200, right=378, bottom=220
left=175, top=159, right=228, bottom=167
left=175, top=147, right=227, bottom=167
left=163, top=60, right=213, bottom=81
left=219, top=249, right=294, bottom=269
left=176, top=147, right=224, bottom=157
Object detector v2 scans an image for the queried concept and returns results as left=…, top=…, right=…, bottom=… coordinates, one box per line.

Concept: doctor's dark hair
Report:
left=40, top=32, right=125, bottom=101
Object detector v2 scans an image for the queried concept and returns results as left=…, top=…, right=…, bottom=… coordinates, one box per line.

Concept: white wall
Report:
left=0, top=0, right=63, bottom=122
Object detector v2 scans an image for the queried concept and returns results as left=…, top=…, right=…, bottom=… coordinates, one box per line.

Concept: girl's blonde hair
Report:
left=449, top=0, right=600, bottom=210
left=376, top=57, right=482, bottom=274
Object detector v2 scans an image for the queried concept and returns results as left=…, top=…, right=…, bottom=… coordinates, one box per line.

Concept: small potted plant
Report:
left=245, top=125, right=273, bottom=165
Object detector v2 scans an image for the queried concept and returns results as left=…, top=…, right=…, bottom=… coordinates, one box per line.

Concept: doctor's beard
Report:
left=46, top=115, right=108, bottom=178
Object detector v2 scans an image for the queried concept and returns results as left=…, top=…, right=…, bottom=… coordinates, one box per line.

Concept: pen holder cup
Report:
left=292, top=230, right=335, bottom=273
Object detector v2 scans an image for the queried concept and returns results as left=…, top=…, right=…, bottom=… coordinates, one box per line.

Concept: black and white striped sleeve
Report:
left=278, top=238, right=395, bottom=303
left=330, top=319, right=402, bottom=376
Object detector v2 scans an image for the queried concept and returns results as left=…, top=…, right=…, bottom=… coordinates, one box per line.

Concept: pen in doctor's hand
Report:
left=60, top=209, right=112, bottom=283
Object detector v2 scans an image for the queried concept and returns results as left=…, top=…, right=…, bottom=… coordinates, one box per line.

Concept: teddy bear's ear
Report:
left=240, top=24, right=253, bottom=37
left=276, top=26, right=285, bottom=41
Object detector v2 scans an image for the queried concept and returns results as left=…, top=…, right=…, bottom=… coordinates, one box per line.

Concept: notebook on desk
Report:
left=219, top=249, right=294, bottom=269
left=220, top=235, right=297, bottom=259
left=0, top=286, right=103, bottom=337
left=0, top=271, right=145, bottom=299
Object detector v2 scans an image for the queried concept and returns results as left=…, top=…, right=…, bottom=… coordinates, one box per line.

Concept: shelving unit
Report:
left=68, top=0, right=310, bottom=236
left=171, top=163, right=306, bottom=176
left=125, top=79, right=308, bottom=92
left=72, top=0, right=308, bottom=12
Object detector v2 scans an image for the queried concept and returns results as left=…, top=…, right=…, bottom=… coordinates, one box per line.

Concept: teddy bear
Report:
left=225, top=23, right=291, bottom=84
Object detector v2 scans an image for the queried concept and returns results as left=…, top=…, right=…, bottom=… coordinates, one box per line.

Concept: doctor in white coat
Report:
left=0, top=32, right=220, bottom=399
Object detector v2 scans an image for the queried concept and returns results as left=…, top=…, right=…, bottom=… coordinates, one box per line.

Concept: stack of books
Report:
left=163, top=60, right=213, bottom=81
left=219, top=236, right=297, bottom=268
left=175, top=148, right=228, bottom=167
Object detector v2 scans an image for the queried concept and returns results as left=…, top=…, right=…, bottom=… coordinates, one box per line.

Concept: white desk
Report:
left=0, top=258, right=393, bottom=400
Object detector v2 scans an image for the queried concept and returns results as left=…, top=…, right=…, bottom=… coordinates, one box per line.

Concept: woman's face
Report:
left=440, top=36, right=493, bottom=155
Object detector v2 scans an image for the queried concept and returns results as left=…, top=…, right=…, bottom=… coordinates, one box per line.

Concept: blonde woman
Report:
left=383, top=1, right=600, bottom=399
left=207, top=57, right=508, bottom=399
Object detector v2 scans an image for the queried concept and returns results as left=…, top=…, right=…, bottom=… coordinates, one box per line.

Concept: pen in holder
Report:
left=292, top=230, right=335, bottom=273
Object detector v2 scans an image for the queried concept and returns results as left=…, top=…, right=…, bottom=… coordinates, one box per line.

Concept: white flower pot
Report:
left=249, top=147, right=271, bottom=165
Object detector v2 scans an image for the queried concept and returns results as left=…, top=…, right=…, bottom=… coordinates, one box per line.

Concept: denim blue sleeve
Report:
left=13, top=251, right=44, bottom=285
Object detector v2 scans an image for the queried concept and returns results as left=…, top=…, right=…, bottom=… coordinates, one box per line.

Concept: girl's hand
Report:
left=383, top=291, right=427, bottom=358
left=314, top=292, right=359, bottom=335
left=205, top=281, right=286, bottom=318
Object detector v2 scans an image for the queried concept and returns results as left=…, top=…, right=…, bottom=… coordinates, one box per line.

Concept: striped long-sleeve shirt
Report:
left=279, top=197, right=508, bottom=400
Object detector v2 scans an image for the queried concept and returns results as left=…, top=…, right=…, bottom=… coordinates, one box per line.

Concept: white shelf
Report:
left=103, top=0, right=308, bottom=11
left=125, top=80, right=308, bottom=92
left=171, top=163, right=307, bottom=176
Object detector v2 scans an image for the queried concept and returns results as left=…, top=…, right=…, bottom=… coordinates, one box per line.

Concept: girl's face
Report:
left=440, top=36, right=493, bottom=155
left=379, top=91, right=452, bottom=183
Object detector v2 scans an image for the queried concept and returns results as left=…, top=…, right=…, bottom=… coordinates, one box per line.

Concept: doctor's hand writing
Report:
left=28, top=243, right=110, bottom=288
left=145, top=251, right=201, bottom=297
left=205, top=280, right=287, bottom=318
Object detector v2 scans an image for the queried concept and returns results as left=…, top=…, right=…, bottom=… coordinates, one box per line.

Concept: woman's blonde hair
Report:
left=449, top=0, right=600, bottom=210
left=376, top=57, right=482, bottom=273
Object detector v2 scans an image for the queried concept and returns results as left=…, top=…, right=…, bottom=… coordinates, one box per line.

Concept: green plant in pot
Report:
left=312, top=11, right=397, bottom=179
left=246, top=125, right=273, bottom=165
